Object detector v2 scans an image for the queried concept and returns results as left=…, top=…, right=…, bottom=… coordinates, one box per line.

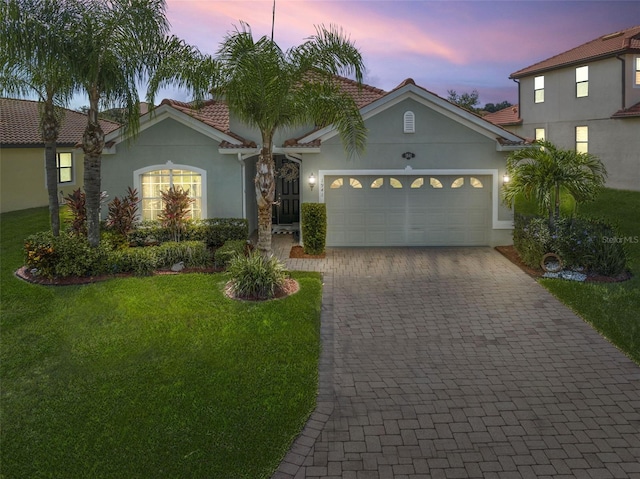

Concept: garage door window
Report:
left=451, top=177, right=464, bottom=188
left=411, top=178, right=424, bottom=188
left=430, top=178, right=443, bottom=188
left=390, top=178, right=403, bottom=188
left=470, top=177, right=484, bottom=188
left=330, top=178, right=343, bottom=189
left=350, top=178, right=363, bottom=188
left=371, top=178, right=384, bottom=188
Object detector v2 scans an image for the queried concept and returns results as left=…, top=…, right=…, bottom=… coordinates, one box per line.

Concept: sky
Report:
left=79, top=0, right=640, bottom=109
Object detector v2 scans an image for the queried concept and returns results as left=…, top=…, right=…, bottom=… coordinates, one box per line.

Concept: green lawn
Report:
left=517, top=188, right=640, bottom=364
left=1, top=208, right=323, bottom=478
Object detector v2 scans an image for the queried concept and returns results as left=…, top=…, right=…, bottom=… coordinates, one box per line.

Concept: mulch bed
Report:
left=495, top=245, right=632, bottom=283
left=289, top=245, right=326, bottom=259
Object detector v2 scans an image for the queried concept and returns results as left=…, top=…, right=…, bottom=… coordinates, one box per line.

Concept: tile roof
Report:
left=330, top=74, right=387, bottom=109
left=0, top=97, right=120, bottom=147
left=611, top=101, right=640, bottom=118
left=483, top=105, right=522, bottom=126
left=511, top=25, right=640, bottom=78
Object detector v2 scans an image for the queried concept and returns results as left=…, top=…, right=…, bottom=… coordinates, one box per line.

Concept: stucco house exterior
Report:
left=0, top=98, right=119, bottom=213
left=503, top=25, right=640, bottom=191
left=102, top=77, right=525, bottom=247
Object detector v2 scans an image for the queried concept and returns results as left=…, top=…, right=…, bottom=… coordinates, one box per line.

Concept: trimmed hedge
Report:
left=128, top=218, right=248, bottom=248
left=301, top=203, right=327, bottom=255
left=214, top=240, right=247, bottom=268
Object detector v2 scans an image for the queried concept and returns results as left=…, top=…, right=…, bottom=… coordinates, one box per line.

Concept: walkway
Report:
left=271, top=236, right=640, bottom=478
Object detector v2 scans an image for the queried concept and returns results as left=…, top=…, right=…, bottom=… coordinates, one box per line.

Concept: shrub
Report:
left=106, top=187, right=139, bottom=239
left=227, top=251, right=288, bottom=300
left=214, top=239, right=247, bottom=268
left=155, top=241, right=211, bottom=268
left=301, top=203, right=327, bottom=255
left=197, top=218, right=249, bottom=248
left=513, top=215, right=551, bottom=268
left=128, top=218, right=248, bottom=248
left=24, top=231, right=111, bottom=278
left=24, top=231, right=57, bottom=277
left=158, top=187, right=194, bottom=242
left=63, top=188, right=87, bottom=237
left=109, top=247, right=159, bottom=276
left=513, top=214, right=628, bottom=275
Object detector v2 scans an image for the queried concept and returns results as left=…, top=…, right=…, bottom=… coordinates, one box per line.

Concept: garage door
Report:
left=325, top=175, right=491, bottom=246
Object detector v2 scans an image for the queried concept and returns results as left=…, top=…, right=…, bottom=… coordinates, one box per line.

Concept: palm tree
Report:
left=1, top=0, right=78, bottom=236
left=69, top=0, right=213, bottom=247
left=213, top=23, right=367, bottom=256
left=502, top=140, right=607, bottom=227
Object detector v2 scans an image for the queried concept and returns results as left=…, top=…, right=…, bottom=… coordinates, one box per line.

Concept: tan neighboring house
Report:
left=0, top=98, right=120, bottom=213
left=488, top=25, right=640, bottom=191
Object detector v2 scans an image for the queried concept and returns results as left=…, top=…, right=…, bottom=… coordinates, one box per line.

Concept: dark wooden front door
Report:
left=272, top=156, right=300, bottom=224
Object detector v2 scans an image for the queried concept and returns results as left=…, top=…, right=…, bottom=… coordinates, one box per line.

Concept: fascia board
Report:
left=104, top=104, right=244, bottom=149
left=299, top=84, right=523, bottom=146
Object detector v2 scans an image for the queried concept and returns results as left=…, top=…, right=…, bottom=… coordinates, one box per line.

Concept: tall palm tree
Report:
left=1, top=0, right=78, bottom=236
left=502, top=140, right=607, bottom=227
left=214, top=23, right=367, bottom=255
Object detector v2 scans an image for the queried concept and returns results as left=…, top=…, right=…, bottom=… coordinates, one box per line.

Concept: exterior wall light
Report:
left=503, top=173, right=510, bottom=184
left=308, top=173, right=316, bottom=190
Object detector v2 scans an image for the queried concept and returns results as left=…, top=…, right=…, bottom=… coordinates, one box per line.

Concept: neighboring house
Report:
left=0, top=98, right=120, bottom=213
left=505, top=25, right=640, bottom=191
left=102, top=77, right=525, bottom=247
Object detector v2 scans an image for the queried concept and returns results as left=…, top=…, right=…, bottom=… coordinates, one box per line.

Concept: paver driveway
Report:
left=273, top=245, right=640, bottom=479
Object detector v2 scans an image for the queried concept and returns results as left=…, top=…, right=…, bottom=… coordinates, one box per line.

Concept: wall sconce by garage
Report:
left=503, top=173, right=510, bottom=184
left=402, top=152, right=415, bottom=160
left=308, top=173, right=316, bottom=190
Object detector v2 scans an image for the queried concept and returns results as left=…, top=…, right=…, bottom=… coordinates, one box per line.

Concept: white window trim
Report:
left=576, top=65, right=589, bottom=98
left=133, top=162, right=208, bottom=219
left=42, top=149, right=76, bottom=188
left=534, top=75, right=544, bottom=103
left=318, top=167, right=511, bottom=230
left=634, top=56, right=640, bottom=88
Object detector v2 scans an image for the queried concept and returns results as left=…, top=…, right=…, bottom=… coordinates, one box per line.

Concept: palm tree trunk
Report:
left=83, top=89, right=105, bottom=247
left=41, top=100, right=60, bottom=236
left=255, top=137, right=275, bottom=256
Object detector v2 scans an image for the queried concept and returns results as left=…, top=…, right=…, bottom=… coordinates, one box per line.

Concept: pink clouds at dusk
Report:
left=160, top=0, right=639, bottom=106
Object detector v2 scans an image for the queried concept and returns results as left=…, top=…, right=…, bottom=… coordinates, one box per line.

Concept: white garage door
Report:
left=325, top=175, right=492, bottom=246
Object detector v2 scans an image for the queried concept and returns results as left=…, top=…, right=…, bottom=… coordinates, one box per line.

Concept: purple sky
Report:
left=157, top=0, right=639, bottom=107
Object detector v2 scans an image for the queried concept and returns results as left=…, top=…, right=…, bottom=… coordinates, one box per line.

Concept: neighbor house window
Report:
left=535, top=128, right=545, bottom=142
left=56, top=152, right=73, bottom=184
left=576, top=126, right=588, bottom=153
left=576, top=66, right=589, bottom=97
left=635, top=57, right=640, bottom=86
left=534, top=76, right=544, bottom=103
left=403, top=111, right=415, bottom=133
left=140, top=168, right=202, bottom=220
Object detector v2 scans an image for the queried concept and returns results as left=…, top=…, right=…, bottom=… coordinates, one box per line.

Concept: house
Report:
left=102, top=76, right=525, bottom=247
left=0, top=98, right=120, bottom=213
left=505, top=25, right=640, bottom=191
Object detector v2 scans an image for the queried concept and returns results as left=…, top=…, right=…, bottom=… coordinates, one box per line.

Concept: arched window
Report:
left=430, top=178, right=443, bottom=189
left=410, top=178, right=424, bottom=188
left=349, top=178, right=363, bottom=188
left=371, top=178, right=384, bottom=188
left=330, top=178, right=343, bottom=189
left=390, top=178, right=403, bottom=188
left=451, top=177, right=465, bottom=188
left=137, top=165, right=204, bottom=220
left=470, top=177, right=483, bottom=188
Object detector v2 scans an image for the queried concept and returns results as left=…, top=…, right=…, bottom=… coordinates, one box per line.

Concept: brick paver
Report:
left=272, top=239, right=640, bottom=478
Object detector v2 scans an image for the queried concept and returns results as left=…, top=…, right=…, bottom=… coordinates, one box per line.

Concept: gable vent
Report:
left=403, top=111, right=415, bottom=133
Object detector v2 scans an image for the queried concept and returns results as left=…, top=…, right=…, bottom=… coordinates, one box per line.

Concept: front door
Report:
left=272, top=156, right=300, bottom=225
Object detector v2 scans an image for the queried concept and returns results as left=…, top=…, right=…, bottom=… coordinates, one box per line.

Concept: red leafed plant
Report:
left=64, top=188, right=87, bottom=237
left=158, top=186, right=194, bottom=242
left=106, top=187, right=140, bottom=239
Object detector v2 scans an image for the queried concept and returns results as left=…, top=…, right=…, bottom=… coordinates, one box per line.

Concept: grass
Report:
left=1, top=208, right=323, bottom=478
left=516, top=188, right=640, bottom=364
